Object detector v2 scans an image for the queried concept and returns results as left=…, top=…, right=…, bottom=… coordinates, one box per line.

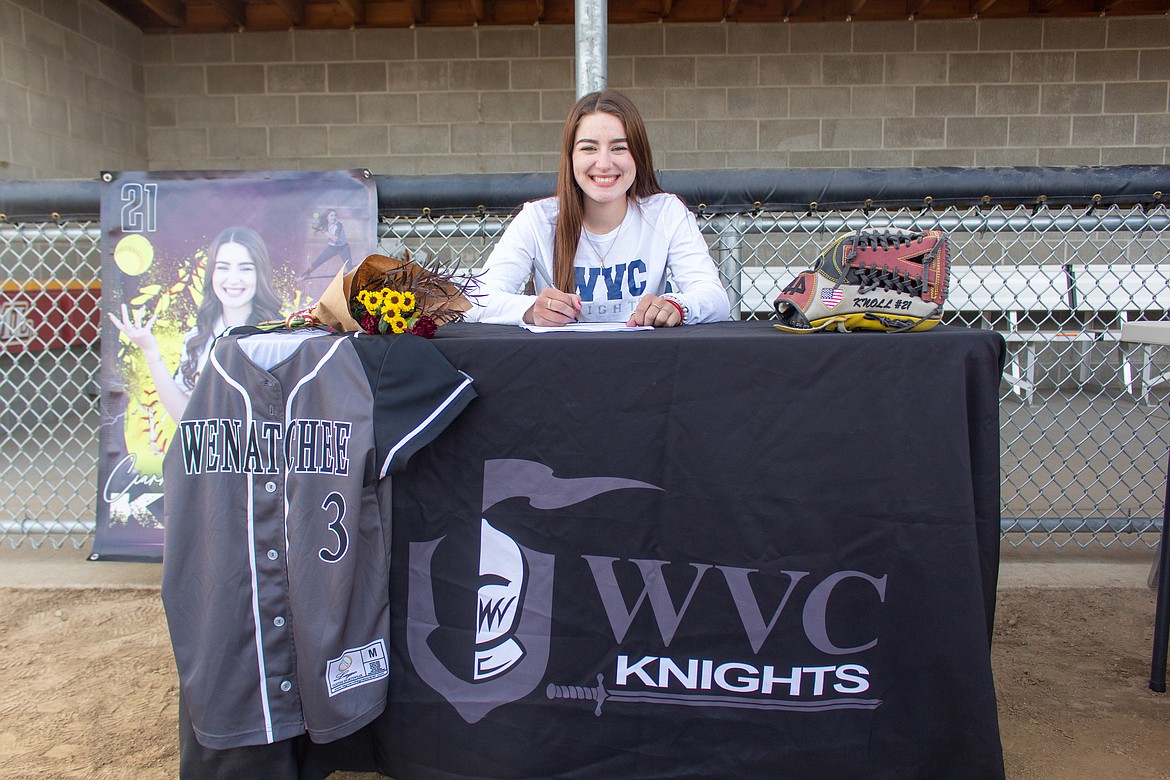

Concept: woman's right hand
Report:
left=107, top=303, right=161, bottom=356
left=527, top=288, right=582, bottom=327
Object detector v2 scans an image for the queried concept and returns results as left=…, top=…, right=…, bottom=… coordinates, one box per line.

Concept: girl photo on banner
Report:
left=94, top=169, right=377, bottom=561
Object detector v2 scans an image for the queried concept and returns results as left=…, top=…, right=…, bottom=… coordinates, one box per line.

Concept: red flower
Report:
left=359, top=313, right=379, bottom=334
left=407, top=315, right=437, bottom=339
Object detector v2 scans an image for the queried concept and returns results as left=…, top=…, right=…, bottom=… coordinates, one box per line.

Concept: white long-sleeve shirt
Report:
left=466, top=193, right=731, bottom=326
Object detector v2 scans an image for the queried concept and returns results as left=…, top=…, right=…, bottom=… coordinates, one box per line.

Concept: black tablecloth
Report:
left=370, top=321, right=1007, bottom=780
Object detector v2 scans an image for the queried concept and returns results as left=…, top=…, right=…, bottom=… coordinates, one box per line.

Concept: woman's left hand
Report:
left=628, top=295, right=682, bottom=328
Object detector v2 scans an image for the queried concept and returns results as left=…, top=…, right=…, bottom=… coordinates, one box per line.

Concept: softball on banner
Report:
left=114, top=234, right=155, bottom=276
left=123, top=386, right=174, bottom=477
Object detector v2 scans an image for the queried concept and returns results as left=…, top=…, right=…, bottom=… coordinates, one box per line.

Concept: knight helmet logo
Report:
left=474, top=518, right=526, bottom=681
left=407, top=458, right=661, bottom=724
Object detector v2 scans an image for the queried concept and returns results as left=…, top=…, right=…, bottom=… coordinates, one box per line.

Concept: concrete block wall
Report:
left=140, top=16, right=1170, bottom=174
left=2, top=0, right=1168, bottom=179
left=0, top=0, right=146, bottom=180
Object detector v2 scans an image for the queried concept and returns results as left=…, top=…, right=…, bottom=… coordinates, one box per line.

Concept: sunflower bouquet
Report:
left=354, top=286, right=429, bottom=336
left=269, top=252, right=476, bottom=338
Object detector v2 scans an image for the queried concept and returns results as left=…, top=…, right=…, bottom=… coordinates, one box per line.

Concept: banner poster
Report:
left=92, top=169, right=377, bottom=562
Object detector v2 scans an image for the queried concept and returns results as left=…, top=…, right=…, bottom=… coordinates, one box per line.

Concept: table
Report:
left=368, top=321, right=1007, bottom=779
left=1119, top=321, right=1170, bottom=693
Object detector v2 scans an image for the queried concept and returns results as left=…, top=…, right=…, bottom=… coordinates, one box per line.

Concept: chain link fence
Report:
left=3, top=197, right=1169, bottom=550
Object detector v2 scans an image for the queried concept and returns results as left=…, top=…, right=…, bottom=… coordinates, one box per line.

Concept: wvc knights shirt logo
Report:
left=406, top=458, right=887, bottom=725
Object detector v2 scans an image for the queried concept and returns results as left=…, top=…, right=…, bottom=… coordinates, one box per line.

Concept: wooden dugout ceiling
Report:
left=96, top=0, right=1170, bottom=32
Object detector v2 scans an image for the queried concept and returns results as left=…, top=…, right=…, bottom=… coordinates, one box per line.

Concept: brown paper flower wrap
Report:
left=272, top=252, right=475, bottom=338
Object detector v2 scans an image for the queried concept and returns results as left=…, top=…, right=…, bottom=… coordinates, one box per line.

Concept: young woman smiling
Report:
left=108, top=226, right=283, bottom=421
left=467, top=89, right=730, bottom=328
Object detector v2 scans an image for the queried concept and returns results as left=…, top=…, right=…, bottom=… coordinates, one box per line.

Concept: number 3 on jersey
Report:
left=318, top=492, right=349, bottom=563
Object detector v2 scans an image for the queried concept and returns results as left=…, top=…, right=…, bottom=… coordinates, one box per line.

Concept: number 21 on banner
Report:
left=120, top=183, right=158, bottom=233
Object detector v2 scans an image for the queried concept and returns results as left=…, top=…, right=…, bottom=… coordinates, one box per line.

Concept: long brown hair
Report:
left=181, top=226, right=283, bottom=387
left=552, top=89, right=663, bottom=292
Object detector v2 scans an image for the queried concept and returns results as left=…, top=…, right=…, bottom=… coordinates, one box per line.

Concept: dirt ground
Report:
left=2, top=547, right=1170, bottom=779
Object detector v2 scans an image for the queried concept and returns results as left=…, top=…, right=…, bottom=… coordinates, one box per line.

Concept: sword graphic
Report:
left=547, top=674, right=883, bottom=716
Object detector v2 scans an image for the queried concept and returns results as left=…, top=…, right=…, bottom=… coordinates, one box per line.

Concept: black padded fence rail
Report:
left=3, top=165, right=1170, bottom=221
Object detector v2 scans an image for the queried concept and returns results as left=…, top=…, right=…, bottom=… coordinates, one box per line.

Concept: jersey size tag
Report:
left=324, top=638, right=389, bottom=697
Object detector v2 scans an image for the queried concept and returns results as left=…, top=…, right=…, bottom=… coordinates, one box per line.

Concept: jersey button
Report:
left=280, top=680, right=292, bottom=692
left=267, top=549, right=279, bottom=560
left=265, top=481, right=277, bottom=493
left=274, top=616, right=285, bottom=627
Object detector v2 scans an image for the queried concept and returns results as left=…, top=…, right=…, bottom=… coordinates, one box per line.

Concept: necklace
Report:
left=581, top=211, right=628, bottom=268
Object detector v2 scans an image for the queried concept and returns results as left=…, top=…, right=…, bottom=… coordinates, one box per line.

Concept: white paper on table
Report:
left=522, top=322, right=654, bottom=334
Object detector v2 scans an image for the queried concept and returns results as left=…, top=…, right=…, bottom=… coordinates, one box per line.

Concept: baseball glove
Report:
left=773, top=229, right=951, bottom=333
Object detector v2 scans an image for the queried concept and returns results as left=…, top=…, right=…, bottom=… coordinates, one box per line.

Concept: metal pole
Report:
left=725, top=220, right=745, bottom=320
left=575, top=0, right=607, bottom=97
left=1150, top=415, right=1170, bottom=692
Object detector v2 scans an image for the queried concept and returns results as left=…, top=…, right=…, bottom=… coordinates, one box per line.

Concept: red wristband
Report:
left=662, top=298, right=684, bottom=323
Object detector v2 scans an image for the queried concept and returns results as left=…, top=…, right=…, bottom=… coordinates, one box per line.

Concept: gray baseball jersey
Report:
left=161, top=328, right=476, bottom=750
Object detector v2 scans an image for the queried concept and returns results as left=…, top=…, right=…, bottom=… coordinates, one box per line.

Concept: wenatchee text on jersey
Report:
left=177, top=418, right=352, bottom=475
